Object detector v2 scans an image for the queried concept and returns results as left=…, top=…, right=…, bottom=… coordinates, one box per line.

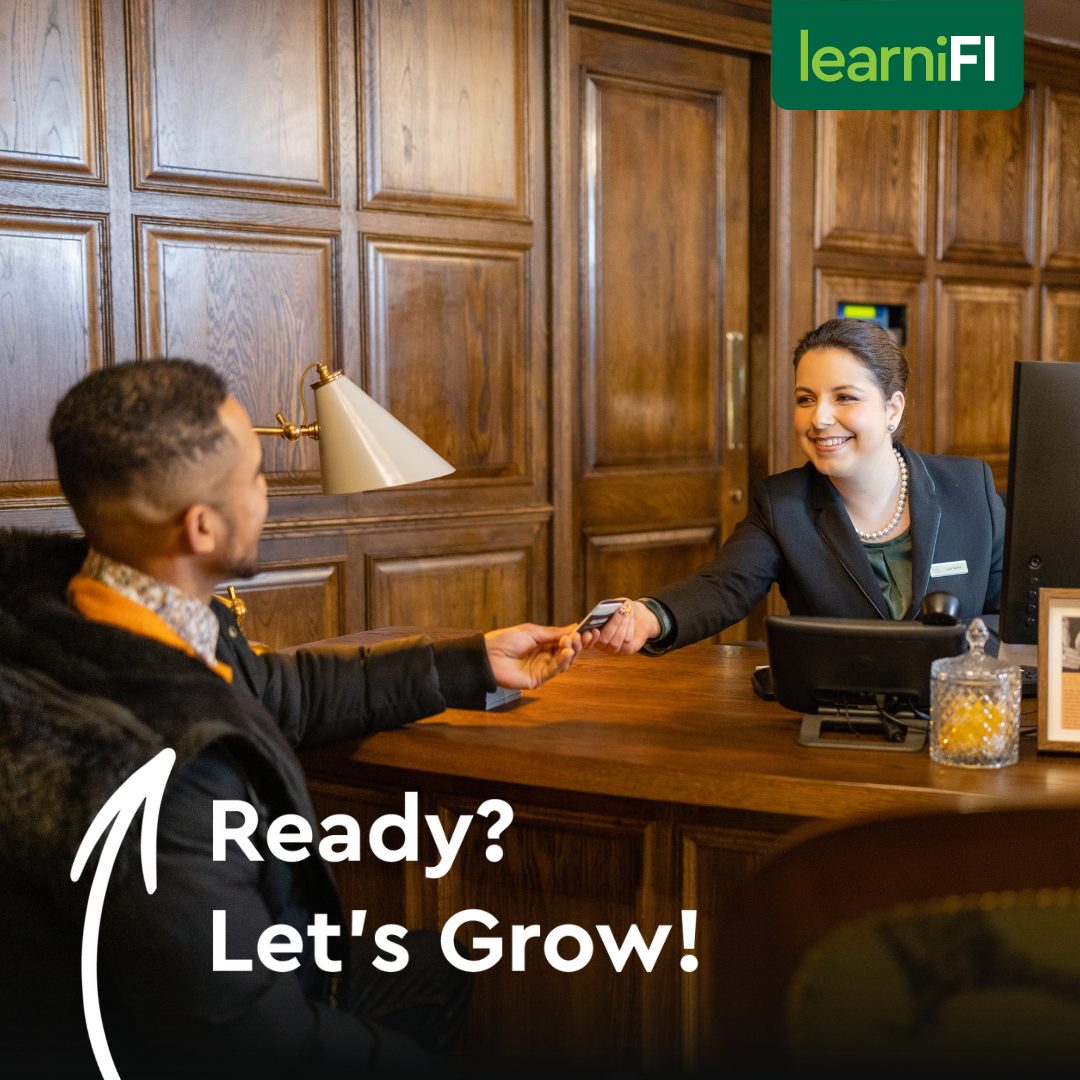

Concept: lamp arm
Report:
left=252, top=411, right=320, bottom=442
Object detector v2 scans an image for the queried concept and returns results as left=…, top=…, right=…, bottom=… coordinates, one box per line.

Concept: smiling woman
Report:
left=586, top=317, right=1006, bottom=656
left=792, top=319, right=909, bottom=541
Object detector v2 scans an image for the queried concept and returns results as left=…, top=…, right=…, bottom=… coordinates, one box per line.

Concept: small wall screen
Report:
left=836, top=302, right=907, bottom=347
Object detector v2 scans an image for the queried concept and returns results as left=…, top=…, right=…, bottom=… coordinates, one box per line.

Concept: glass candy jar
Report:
left=929, top=618, right=1021, bottom=768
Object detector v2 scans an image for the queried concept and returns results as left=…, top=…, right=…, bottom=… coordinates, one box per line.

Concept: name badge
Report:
left=930, top=559, right=968, bottom=578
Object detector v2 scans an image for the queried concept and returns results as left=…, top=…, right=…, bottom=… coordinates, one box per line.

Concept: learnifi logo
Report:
left=772, top=0, right=1024, bottom=110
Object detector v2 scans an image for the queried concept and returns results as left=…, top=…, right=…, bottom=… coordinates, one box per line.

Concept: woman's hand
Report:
left=584, top=599, right=660, bottom=656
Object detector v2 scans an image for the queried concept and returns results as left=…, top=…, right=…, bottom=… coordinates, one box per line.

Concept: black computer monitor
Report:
left=764, top=615, right=965, bottom=751
left=1000, top=361, right=1080, bottom=651
left=766, top=616, right=965, bottom=715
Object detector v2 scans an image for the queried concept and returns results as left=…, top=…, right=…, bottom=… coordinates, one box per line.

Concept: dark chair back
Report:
left=714, top=804, right=1080, bottom=1074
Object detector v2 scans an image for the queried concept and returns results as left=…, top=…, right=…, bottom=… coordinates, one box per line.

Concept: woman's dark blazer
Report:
left=649, top=446, right=1005, bottom=650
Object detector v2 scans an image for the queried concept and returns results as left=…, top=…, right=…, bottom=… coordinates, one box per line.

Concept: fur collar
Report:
left=0, top=530, right=285, bottom=890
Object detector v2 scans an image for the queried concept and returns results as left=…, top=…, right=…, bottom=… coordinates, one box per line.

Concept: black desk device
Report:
left=764, top=613, right=965, bottom=752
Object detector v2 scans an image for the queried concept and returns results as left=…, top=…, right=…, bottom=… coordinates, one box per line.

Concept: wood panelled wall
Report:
left=2, top=0, right=1079, bottom=646
left=0, top=0, right=549, bottom=648
left=775, top=41, right=1080, bottom=490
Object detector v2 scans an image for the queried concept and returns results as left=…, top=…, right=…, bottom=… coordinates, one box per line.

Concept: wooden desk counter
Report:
left=296, top=632, right=1080, bottom=1075
left=301, top=635, right=1078, bottom=819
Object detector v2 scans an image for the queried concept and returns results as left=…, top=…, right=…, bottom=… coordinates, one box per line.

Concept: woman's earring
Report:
left=887, top=423, right=896, bottom=432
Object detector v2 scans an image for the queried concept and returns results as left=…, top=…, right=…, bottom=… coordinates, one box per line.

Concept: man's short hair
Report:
left=49, top=359, right=231, bottom=518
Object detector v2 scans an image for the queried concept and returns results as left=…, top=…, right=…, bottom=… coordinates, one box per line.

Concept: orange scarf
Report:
left=68, top=575, right=234, bottom=683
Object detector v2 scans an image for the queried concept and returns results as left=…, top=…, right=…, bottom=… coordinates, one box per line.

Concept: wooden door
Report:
left=567, top=24, right=751, bottom=638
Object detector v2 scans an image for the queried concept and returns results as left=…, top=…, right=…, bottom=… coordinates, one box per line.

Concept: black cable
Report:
left=874, top=693, right=929, bottom=733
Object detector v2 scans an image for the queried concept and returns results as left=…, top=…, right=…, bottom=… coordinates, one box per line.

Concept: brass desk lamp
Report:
left=251, top=362, right=454, bottom=494
left=216, top=362, right=455, bottom=643
left=212, top=584, right=272, bottom=654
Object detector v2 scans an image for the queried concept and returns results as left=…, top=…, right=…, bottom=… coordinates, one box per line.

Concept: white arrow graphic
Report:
left=70, top=747, right=176, bottom=1080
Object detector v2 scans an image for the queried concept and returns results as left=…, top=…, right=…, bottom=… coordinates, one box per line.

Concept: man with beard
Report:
left=0, top=359, right=582, bottom=1077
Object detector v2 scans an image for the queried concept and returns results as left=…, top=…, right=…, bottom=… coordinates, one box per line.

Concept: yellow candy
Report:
left=937, top=699, right=1003, bottom=756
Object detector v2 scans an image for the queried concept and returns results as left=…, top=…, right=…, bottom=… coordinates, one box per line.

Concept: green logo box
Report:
left=772, top=0, right=1025, bottom=110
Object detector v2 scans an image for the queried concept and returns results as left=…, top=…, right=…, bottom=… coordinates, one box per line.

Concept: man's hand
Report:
left=484, top=623, right=583, bottom=689
left=585, top=598, right=660, bottom=656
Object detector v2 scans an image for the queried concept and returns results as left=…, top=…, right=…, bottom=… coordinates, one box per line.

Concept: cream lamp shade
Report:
left=313, top=368, right=454, bottom=494
left=252, top=363, right=455, bottom=494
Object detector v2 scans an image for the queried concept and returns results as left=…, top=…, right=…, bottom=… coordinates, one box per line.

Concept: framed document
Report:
left=1037, top=588, right=1080, bottom=752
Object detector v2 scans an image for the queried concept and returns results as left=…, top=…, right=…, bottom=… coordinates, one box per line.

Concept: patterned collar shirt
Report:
left=77, top=549, right=221, bottom=667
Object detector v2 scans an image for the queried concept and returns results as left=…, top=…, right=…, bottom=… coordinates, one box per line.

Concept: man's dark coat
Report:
left=0, top=530, right=492, bottom=1077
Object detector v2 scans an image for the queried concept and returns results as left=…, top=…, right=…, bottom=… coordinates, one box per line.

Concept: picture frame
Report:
left=1037, top=588, right=1080, bottom=753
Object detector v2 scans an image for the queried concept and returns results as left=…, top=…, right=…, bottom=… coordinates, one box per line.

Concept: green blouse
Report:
left=861, top=528, right=913, bottom=620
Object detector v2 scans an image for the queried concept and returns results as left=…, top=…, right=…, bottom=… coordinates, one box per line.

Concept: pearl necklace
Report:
left=856, top=447, right=908, bottom=541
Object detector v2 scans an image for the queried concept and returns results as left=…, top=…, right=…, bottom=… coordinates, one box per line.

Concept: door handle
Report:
left=725, top=330, right=746, bottom=451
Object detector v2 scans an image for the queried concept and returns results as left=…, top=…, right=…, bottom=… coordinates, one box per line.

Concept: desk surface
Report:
left=295, top=632, right=1080, bottom=1074
left=298, top=631, right=1080, bottom=821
